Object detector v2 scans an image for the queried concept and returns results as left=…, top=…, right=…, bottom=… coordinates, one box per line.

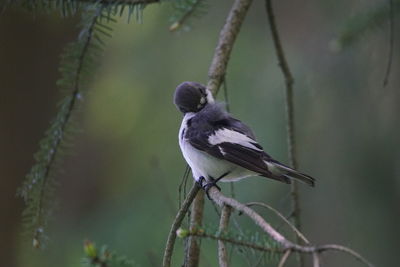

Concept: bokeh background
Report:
left=1, top=1, right=399, bottom=266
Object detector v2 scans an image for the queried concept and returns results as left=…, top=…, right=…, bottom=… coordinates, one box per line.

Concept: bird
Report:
left=174, top=81, right=315, bottom=194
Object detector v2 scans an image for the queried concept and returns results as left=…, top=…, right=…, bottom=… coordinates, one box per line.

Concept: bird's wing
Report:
left=186, top=117, right=290, bottom=183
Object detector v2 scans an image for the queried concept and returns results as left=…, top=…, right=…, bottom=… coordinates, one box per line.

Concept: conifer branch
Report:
left=17, top=5, right=114, bottom=248
left=207, top=186, right=374, bottom=267
left=183, top=229, right=283, bottom=254
left=169, top=0, right=205, bottom=32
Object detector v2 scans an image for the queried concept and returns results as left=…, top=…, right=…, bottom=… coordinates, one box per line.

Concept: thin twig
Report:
left=312, top=252, right=320, bottom=267
left=316, top=244, right=373, bottom=267
left=178, top=165, right=191, bottom=209
left=169, top=0, right=202, bottom=32
left=80, top=0, right=159, bottom=4
left=383, top=0, right=394, bottom=87
left=246, top=202, right=309, bottom=244
left=187, top=231, right=284, bottom=254
left=208, top=187, right=374, bottom=267
left=264, top=1, right=304, bottom=266
left=218, top=205, right=232, bottom=267
left=162, top=184, right=200, bottom=267
left=277, top=250, right=291, bottom=267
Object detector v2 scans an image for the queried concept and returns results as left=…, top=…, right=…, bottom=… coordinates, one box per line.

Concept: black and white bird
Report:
left=174, top=81, right=315, bottom=192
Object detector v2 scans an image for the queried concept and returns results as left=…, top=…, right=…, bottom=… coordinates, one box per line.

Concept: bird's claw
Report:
left=196, top=176, right=221, bottom=200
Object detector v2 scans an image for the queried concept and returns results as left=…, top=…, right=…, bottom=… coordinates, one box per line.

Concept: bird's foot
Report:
left=196, top=176, right=220, bottom=200
left=196, top=176, right=206, bottom=188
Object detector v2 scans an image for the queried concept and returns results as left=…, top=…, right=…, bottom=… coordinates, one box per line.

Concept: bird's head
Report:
left=174, top=81, right=214, bottom=114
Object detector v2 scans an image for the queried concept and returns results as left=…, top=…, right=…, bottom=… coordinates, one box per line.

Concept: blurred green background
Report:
left=1, top=1, right=399, bottom=266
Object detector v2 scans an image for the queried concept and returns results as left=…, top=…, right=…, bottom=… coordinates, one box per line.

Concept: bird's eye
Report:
left=198, top=87, right=206, bottom=96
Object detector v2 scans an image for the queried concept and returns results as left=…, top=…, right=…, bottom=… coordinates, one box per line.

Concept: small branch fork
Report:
left=163, top=185, right=373, bottom=267
left=207, top=187, right=374, bottom=267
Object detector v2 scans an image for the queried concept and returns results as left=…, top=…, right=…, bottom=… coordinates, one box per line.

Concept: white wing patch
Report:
left=208, top=128, right=262, bottom=151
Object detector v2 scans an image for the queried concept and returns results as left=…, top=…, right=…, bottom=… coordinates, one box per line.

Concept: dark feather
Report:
left=185, top=104, right=291, bottom=184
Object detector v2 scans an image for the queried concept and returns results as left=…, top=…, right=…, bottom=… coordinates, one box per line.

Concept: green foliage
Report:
left=8, top=0, right=82, bottom=16
left=6, top=0, right=146, bottom=21
left=82, top=240, right=139, bottom=267
left=15, top=0, right=151, bottom=250
left=169, top=0, right=208, bottom=31
left=337, top=0, right=400, bottom=47
left=16, top=3, right=119, bottom=249
left=178, top=225, right=281, bottom=264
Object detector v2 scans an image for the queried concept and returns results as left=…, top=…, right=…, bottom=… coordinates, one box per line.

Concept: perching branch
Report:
left=208, top=187, right=374, bottom=267
left=185, top=0, right=253, bottom=265
left=264, top=0, right=304, bottom=265
left=218, top=205, right=232, bottom=267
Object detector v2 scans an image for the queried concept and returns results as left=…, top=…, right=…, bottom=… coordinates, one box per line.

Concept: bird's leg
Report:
left=196, top=176, right=206, bottom=188
left=202, top=172, right=229, bottom=199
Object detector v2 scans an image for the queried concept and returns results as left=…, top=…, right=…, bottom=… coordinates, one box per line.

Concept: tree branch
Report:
left=206, top=0, right=253, bottom=95
left=277, top=250, right=291, bottom=267
left=312, top=252, right=320, bottom=267
left=264, top=1, right=304, bottom=265
left=246, top=202, right=309, bottom=244
left=186, top=230, right=283, bottom=254
left=76, top=0, right=159, bottom=4
left=208, top=187, right=374, bottom=267
left=185, top=0, right=253, bottom=265
left=185, top=190, right=205, bottom=267
left=218, top=205, right=232, bottom=267
left=162, top=184, right=200, bottom=267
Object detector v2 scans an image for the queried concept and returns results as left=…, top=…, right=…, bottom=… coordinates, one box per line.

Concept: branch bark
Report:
left=264, top=1, right=304, bottom=265
left=208, top=187, right=374, bottom=267
left=186, top=0, right=253, bottom=265
left=206, top=0, right=253, bottom=95
left=218, top=205, right=232, bottom=267
left=245, top=202, right=309, bottom=244
left=80, top=0, right=160, bottom=4
left=185, top=190, right=205, bottom=267
left=277, top=250, right=291, bottom=267
left=162, top=184, right=200, bottom=267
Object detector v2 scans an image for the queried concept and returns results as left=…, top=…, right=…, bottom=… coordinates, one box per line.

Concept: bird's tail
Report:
left=266, top=161, right=315, bottom=187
